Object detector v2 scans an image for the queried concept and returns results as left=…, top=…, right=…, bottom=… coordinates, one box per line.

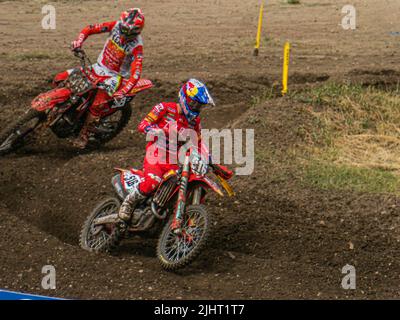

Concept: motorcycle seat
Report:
left=130, top=168, right=144, bottom=176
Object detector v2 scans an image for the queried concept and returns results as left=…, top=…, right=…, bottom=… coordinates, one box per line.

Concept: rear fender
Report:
left=31, top=88, right=71, bottom=112
left=113, top=167, right=144, bottom=194
left=112, top=168, right=131, bottom=199
left=111, top=174, right=126, bottom=200
left=126, top=79, right=153, bottom=96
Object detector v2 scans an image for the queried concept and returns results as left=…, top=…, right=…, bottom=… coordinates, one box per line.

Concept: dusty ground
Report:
left=1, top=0, right=400, bottom=299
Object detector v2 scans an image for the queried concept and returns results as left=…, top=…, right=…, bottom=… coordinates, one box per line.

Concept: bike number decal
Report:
left=110, top=96, right=132, bottom=109
left=123, top=172, right=141, bottom=193
left=111, top=97, right=127, bottom=109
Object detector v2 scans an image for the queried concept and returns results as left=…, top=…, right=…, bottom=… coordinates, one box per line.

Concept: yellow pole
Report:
left=281, top=41, right=291, bottom=96
left=253, top=0, right=265, bottom=56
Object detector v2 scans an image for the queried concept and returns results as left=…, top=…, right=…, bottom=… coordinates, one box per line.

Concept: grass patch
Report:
left=16, top=52, right=53, bottom=61
left=251, top=86, right=276, bottom=106
left=293, top=83, right=400, bottom=138
left=293, top=82, right=400, bottom=194
left=304, top=162, right=400, bottom=194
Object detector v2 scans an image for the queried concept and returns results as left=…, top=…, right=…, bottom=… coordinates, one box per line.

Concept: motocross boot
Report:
left=72, top=113, right=100, bottom=149
left=116, top=189, right=146, bottom=232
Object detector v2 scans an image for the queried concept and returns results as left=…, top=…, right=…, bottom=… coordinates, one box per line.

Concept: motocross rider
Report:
left=116, top=79, right=215, bottom=232
left=68, top=8, right=145, bottom=148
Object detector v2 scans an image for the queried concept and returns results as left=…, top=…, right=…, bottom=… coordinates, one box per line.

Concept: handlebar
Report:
left=72, top=48, right=92, bottom=70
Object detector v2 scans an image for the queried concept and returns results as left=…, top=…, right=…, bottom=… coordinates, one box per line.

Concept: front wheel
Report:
left=80, top=197, right=122, bottom=253
left=0, top=109, right=45, bottom=156
left=157, top=205, right=211, bottom=271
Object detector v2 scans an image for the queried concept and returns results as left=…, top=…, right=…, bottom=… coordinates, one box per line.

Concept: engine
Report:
left=131, top=206, right=155, bottom=231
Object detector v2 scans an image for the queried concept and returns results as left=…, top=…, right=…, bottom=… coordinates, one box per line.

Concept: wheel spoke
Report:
left=85, top=201, right=118, bottom=249
left=159, top=208, right=208, bottom=267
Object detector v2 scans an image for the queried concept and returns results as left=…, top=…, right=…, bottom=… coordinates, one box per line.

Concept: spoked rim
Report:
left=84, top=200, right=119, bottom=251
left=0, top=116, right=41, bottom=152
left=0, top=133, right=17, bottom=152
left=93, top=110, right=124, bottom=140
left=160, top=210, right=207, bottom=264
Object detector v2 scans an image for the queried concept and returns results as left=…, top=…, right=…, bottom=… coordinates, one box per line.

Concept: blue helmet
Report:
left=179, top=79, right=215, bottom=122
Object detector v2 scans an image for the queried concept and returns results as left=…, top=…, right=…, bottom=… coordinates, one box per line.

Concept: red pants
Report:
left=88, top=77, right=133, bottom=117
left=139, top=147, right=179, bottom=196
left=89, top=90, right=111, bottom=117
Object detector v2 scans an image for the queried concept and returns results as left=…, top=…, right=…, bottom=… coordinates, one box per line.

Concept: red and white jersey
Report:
left=75, top=20, right=143, bottom=93
left=97, top=21, right=143, bottom=77
left=138, top=102, right=201, bottom=135
left=138, top=102, right=203, bottom=155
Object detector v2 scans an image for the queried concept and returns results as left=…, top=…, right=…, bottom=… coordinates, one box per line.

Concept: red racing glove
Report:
left=112, top=81, right=136, bottom=100
left=71, top=33, right=85, bottom=51
left=112, top=89, right=127, bottom=100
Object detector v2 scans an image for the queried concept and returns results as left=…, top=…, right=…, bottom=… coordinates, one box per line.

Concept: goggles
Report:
left=187, top=98, right=214, bottom=113
left=120, top=23, right=142, bottom=36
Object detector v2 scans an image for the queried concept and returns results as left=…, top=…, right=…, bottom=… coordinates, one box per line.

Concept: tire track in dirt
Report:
left=2, top=71, right=400, bottom=299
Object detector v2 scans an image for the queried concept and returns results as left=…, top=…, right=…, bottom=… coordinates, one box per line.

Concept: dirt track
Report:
left=1, top=0, right=400, bottom=299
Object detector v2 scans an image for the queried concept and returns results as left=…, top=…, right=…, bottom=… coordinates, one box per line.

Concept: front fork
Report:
left=172, top=153, right=191, bottom=232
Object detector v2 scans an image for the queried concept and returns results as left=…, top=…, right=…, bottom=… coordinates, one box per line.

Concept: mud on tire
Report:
left=157, top=205, right=211, bottom=271
left=0, top=109, right=45, bottom=156
left=80, top=197, right=122, bottom=253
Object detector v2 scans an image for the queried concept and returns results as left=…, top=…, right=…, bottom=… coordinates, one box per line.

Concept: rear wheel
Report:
left=157, top=205, right=211, bottom=271
left=88, top=104, right=132, bottom=148
left=0, top=109, right=45, bottom=156
left=80, top=197, right=122, bottom=253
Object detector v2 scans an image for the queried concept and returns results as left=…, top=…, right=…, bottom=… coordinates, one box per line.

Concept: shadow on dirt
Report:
left=346, top=68, right=400, bottom=88
left=2, top=141, right=131, bottom=161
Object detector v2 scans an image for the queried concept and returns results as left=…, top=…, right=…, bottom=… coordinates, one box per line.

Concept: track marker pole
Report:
left=253, top=0, right=265, bottom=56
left=281, top=41, right=291, bottom=96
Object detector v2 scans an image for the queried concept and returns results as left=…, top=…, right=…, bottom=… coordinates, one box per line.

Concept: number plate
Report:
left=123, top=172, right=142, bottom=193
left=67, top=69, right=93, bottom=95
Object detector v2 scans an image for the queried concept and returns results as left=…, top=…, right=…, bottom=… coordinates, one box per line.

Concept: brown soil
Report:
left=0, top=0, right=400, bottom=299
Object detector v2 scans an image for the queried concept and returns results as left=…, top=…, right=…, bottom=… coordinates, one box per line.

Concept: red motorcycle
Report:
left=0, top=49, right=153, bottom=155
left=80, top=149, right=234, bottom=270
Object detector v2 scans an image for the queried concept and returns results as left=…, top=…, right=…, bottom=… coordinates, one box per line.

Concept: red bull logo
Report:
left=186, top=81, right=199, bottom=98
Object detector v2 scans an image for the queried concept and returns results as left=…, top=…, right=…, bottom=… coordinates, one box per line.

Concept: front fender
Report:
left=31, top=87, right=71, bottom=112
left=189, top=176, right=224, bottom=197
left=52, top=70, right=69, bottom=87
